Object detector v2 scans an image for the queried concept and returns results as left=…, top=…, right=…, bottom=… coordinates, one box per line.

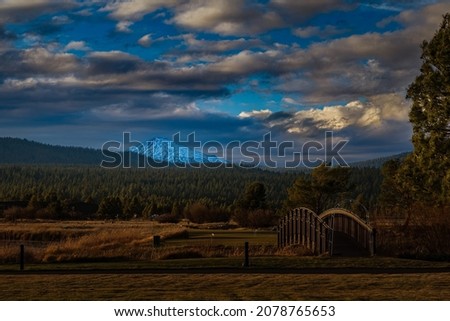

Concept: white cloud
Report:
left=21, top=47, right=79, bottom=74
left=293, top=26, right=321, bottom=38
left=64, top=41, right=90, bottom=51
left=74, top=8, right=92, bottom=17
left=361, top=3, right=403, bottom=12
left=290, top=101, right=367, bottom=132
left=100, top=0, right=178, bottom=21
left=100, top=0, right=349, bottom=36
left=90, top=101, right=201, bottom=121
left=182, top=34, right=261, bottom=52
left=116, top=21, right=133, bottom=33
left=238, top=109, right=273, bottom=119
left=276, top=2, right=450, bottom=104
left=51, top=15, right=72, bottom=25
left=268, top=94, right=410, bottom=136
left=171, top=0, right=284, bottom=35
left=96, top=0, right=363, bottom=40
left=3, top=75, right=79, bottom=90
left=138, top=34, right=152, bottom=47
left=293, top=25, right=347, bottom=38
left=208, top=49, right=281, bottom=75
left=282, top=97, right=298, bottom=105
left=173, top=102, right=201, bottom=116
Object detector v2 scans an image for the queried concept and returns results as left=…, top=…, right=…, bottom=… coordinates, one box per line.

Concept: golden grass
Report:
left=154, top=244, right=270, bottom=260
left=1, top=272, right=449, bottom=300
left=0, top=218, right=306, bottom=263
left=0, top=221, right=282, bottom=263
left=0, top=221, right=189, bottom=263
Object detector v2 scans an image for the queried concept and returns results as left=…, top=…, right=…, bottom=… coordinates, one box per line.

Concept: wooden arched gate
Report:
left=278, top=207, right=375, bottom=256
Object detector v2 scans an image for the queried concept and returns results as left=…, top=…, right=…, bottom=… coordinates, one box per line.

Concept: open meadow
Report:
left=0, top=220, right=279, bottom=263
left=0, top=220, right=449, bottom=300
left=1, top=272, right=450, bottom=300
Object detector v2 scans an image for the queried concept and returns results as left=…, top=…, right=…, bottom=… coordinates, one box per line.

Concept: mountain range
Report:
left=0, top=137, right=409, bottom=168
left=129, top=137, right=225, bottom=164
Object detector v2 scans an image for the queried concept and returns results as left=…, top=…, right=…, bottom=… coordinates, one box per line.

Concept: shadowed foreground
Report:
left=1, top=272, right=449, bottom=300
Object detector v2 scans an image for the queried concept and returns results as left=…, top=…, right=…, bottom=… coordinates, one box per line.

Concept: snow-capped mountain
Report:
left=129, top=137, right=225, bottom=164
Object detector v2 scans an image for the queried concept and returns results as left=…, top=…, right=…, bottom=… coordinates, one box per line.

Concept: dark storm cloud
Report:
left=1, top=0, right=448, bottom=156
left=25, top=15, right=73, bottom=36
left=0, top=47, right=80, bottom=81
left=337, top=120, right=413, bottom=161
left=266, top=111, right=292, bottom=122
left=360, top=0, right=440, bottom=10
left=169, top=0, right=284, bottom=36
left=171, top=34, right=263, bottom=55
left=0, top=47, right=235, bottom=113
left=4, top=2, right=448, bottom=115
left=0, top=26, right=16, bottom=40
left=273, top=2, right=450, bottom=103
left=86, top=52, right=141, bottom=75
left=103, top=0, right=354, bottom=36
left=270, top=0, right=354, bottom=22
left=0, top=0, right=76, bottom=24
left=139, top=113, right=260, bottom=135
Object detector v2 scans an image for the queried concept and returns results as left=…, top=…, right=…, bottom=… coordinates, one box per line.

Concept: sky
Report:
left=1, top=0, right=450, bottom=162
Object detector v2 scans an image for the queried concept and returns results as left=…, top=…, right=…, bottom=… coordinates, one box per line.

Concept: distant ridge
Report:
left=0, top=137, right=225, bottom=166
left=0, top=136, right=410, bottom=168
left=349, top=152, right=410, bottom=168
left=0, top=137, right=103, bottom=165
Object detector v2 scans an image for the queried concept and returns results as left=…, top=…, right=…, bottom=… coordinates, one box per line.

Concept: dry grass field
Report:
left=0, top=221, right=191, bottom=262
left=1, top=272, right=449, bottom=300
left=0, top=220, right=283, bottom=264
left=1, top=220, right=449, bottom=301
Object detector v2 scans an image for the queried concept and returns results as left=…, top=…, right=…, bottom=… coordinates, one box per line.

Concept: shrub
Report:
left=155, top=213, right=180, bottom=223
left=185, top=202, right=231, bottom=223
left=233, top=209, right=276, bottom=228
left=375, top=205, right=450, bottom=260
left=3, top=207, right=35, bottom=220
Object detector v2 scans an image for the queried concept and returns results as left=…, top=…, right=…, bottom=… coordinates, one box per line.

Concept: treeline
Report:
left=0, top=165, right=382, bottom=224
left=0, top=137, right=104, bottom=165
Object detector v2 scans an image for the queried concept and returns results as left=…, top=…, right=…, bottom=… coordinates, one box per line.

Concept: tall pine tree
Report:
left=403, top=13, right=450, bottom=205
left=286, top=164, right=350, bottom=214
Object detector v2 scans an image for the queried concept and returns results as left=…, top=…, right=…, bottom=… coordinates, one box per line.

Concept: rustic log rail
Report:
left=278, top=207, right=375, bottom=256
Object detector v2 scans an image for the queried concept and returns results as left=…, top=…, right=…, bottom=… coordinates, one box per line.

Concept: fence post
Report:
left=372, top=228, right=377, bottom=256
left=153, top=235, right=161, bottom=247
left=20, top=244, right=24, bottom=271
left=277, top=222, right=280, bottom=248
left=243, top=241, right=249, bottom=267
left=278, top=218, right=284, bottom=248
left=284, top=216, right=288, bottom=247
